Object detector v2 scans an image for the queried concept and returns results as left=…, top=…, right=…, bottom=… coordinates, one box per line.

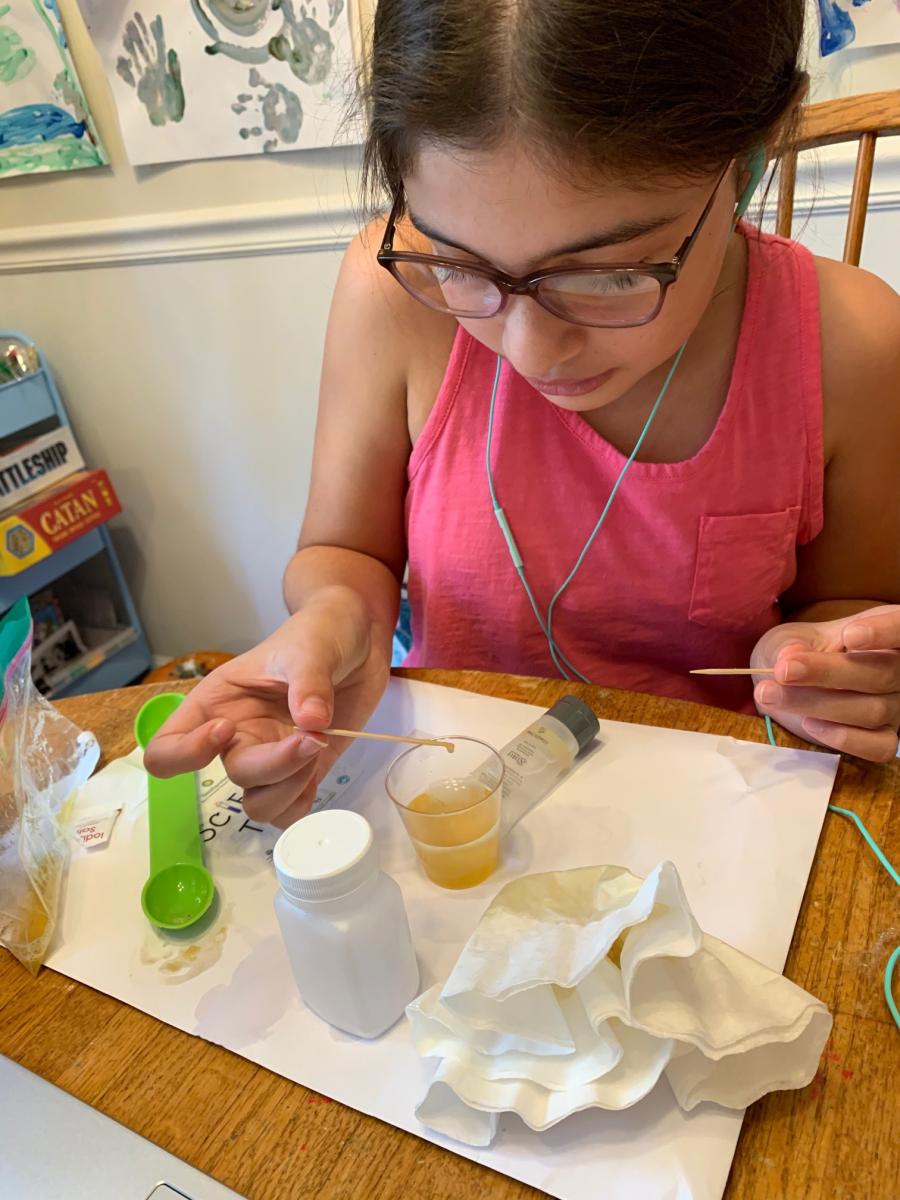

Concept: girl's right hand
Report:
left=142, top=587, right=391, bottom=828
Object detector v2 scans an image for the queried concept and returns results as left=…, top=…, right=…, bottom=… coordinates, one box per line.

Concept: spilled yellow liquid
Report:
left=403, top=779, right=500, bottom=889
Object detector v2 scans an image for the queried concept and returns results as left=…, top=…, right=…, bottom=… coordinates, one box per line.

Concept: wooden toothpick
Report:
left=690, top=667, right=776, bottom=676
left=310, top=728, right=455, bottom=752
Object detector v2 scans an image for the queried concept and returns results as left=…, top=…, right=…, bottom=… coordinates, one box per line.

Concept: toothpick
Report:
left=312, top=728, right=455, bottom=752
left=690, top=667, right=776, bottom=676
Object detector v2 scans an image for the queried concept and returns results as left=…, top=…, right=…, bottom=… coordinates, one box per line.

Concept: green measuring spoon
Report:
left=134, top=692, right=216, bottom=930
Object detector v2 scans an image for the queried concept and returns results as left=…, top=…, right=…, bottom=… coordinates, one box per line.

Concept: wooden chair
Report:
left=777, top=89, right=900, bottom=266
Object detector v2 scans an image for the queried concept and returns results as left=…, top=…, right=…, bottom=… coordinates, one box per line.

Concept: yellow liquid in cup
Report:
left=404, top=779, right=500, bottom=889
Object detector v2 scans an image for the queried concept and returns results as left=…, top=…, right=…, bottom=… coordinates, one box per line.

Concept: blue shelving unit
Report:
left=0, top=332, right=152, bottom=697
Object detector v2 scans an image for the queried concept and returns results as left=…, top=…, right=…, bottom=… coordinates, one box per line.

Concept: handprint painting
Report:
left=0, top=1, right=106, bottom=178
left=115, top=11, right=185, bottom=127
left=79, top=0, right=356, bottom=165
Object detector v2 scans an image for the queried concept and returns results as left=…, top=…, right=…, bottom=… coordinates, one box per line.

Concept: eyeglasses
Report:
left=377, top=163, right=731, bottom=329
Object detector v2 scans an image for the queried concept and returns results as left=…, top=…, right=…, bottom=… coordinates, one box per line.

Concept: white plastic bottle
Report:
left=273, top=810, right=420, bottom=1039
left=496, top=695, right=600, bottom=835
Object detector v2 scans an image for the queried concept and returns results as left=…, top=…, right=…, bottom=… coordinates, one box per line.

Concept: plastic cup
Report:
left=385, top=737, right=504, bottom=889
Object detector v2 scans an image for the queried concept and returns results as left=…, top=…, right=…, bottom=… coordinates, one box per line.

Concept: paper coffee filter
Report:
left=407, top=862, right=831, bottom=1146
left=409, top=985, right=625, bottom=1089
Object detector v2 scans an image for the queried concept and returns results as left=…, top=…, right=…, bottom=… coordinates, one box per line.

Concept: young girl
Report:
left=146, top=0, right=900, bottom=826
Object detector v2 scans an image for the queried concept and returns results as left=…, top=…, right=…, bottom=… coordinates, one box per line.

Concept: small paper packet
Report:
left=74, top=806, right=122, bottom=851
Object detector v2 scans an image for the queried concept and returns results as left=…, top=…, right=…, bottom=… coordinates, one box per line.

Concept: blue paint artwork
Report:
left=816, top=0, right=858, bottom=56
left=43, top=0, right=67, bottom=48
left=0, top=104, right=86, bottom=149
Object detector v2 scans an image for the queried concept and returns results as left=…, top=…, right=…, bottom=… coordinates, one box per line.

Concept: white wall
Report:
left=1, top=2, right=898, bottom=657
left=6, top=248, right=345, bottom=653
left=794, top=0, right=900, bottom=286
left=2, top=1, right=363, bottom=657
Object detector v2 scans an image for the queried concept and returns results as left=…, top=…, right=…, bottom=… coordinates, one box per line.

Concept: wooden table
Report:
left=2, top=671, right=898, bottom=1200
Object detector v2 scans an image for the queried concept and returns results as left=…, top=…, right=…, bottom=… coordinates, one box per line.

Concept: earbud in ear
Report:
left=735, top=146, right=767, bottom=219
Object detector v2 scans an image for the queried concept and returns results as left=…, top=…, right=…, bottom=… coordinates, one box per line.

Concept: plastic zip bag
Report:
left=0, top=597, right=99, bottom=973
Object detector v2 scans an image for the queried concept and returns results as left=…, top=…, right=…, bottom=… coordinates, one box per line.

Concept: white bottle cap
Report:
left=273, top=810, right=378, bottom=903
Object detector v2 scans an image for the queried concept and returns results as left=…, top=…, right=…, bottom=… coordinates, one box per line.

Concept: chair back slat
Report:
left=843, top=132, right=878, bottom=266
left=776, top=149, right=798, bottom=240
left=776, top=89, right=899, bottom=265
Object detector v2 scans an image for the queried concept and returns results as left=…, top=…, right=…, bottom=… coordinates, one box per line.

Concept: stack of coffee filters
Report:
left=406, top=862, right=831, bottom=1146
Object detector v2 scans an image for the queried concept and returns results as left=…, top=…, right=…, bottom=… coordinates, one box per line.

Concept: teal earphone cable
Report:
left=827, top=803, right=900, bottom=887
left=483, top=159, right=895, bottom=1025
left=486, top=342, right=688, bottom=681
left=764, top=716, right=900, bottom=884
left=764, top=714, right=900, bottom=1029
left=885, top=946, right=900, bottom=1029
left=487, top=346, right=897, bottom=1028
left=486, top=149, right=764, bottom=679
left=485, top=354, right=580, bottom=675
left=544, top=343, right=688, bottom=678
left=485, top=355, right=587, bottom=680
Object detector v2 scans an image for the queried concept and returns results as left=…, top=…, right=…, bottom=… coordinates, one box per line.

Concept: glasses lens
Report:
left=537, top=271, right=661, bottom=327
left=391, top=260, right=502, bottom=318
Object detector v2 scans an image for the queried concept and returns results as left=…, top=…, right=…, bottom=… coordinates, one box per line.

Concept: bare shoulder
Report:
left=334, top=219, right=427, bottom=350
left=300, top=219, right=458, bottom=560
left=790, top=256, right=900, bottom=611
left=336, top=218, right=456, bottom=365
left=333, top=219, right=458, bottom=439
left=816, top=255, right=900, bottom=459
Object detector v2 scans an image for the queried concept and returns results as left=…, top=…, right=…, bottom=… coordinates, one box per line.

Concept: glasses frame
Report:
left=376, top=162, right=733, bottom=328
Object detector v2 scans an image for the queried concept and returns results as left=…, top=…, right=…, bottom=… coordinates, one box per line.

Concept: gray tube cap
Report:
left=546, top=695, right=600, bottom=753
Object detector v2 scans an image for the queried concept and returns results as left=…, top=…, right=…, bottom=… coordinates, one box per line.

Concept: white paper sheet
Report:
left=48, top=680, right=839, bottom=1200
left=815, top=0, right=900, bottom=56
left=837, top=0, right=900, bottom=51
left=78, top=1, right=357, bottom=165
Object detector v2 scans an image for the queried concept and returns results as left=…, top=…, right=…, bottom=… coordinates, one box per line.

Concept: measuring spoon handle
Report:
left=147, top=771, right=205, bottom=877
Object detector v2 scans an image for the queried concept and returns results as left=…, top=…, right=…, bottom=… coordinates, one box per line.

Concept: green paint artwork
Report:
left=192, top=0, right=338, bottom=85
left=116, top=12, right=185, bottom=127
left=0, top=5, right=36, bottom=83
left=0, top=1, right=106, bottom=178
left=80, top=0, right=355, bottom=166
left=232, top=66, right=303, bottom=151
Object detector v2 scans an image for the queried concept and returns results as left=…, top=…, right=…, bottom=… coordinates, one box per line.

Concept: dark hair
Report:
left=362, top=0, right=807, bottom=204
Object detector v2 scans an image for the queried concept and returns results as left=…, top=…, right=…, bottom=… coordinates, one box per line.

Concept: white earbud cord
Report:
left=486, top=342, right=688, bottom=682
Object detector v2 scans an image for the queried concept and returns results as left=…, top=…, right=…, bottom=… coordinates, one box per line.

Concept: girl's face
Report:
left=403, top=140, right=740, bottom=411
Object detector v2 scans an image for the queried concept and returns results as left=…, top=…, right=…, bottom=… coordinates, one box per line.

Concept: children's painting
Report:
left=816, top=0, right=900, bottom=57
left=78, top=1, right=358, bottom=166
left=0, top=1, right=106, bottom=178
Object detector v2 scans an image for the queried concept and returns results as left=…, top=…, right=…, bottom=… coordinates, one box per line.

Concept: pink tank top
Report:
left=404, top=228, right=824, bottom=713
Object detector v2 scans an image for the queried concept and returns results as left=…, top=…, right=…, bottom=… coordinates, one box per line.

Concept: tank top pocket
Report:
left=688, top=507, right=801, bottom=633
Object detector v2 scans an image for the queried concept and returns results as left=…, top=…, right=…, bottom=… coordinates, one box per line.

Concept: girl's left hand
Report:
left=750, top=604, right=900, bottom=762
